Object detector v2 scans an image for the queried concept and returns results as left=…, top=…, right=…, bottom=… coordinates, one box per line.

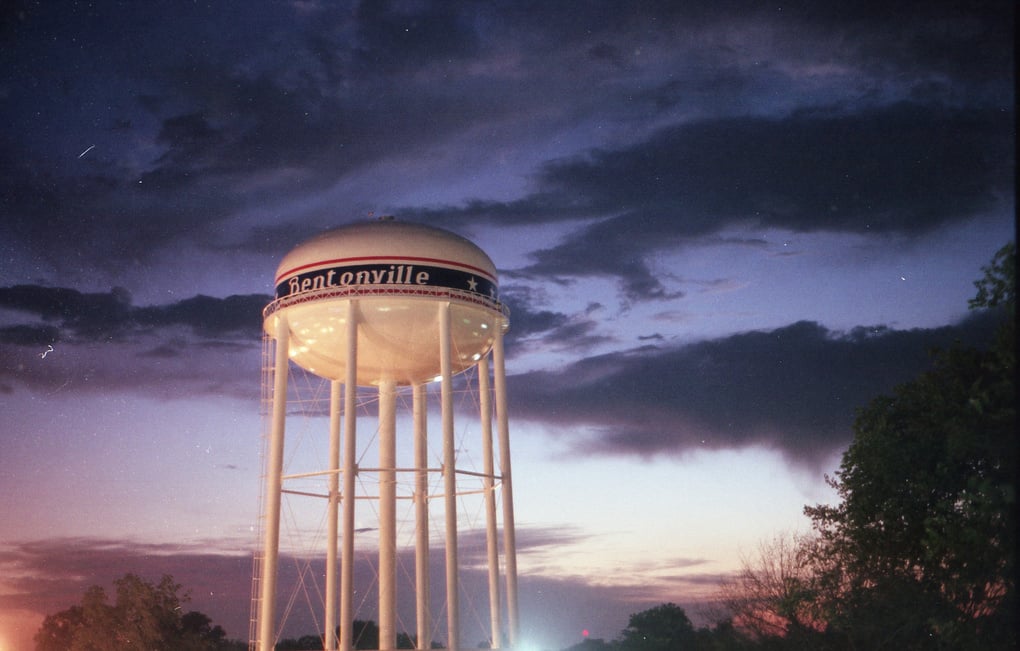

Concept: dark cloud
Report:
left=507, top=308, right=1005, bottom=467
left=352, top=0, right=482, bottom=73
left=0, top=323, right=60, bottom=346
left=0, top=285, right=133, bottom=339
left=787, top=0, right=1015, bottom=85
left=133, top=294, right=270, bottom=339
left=1, top=1, right=1011, bottom=286
left=0, top=286, right=269, bottom=398
left=503, top=302, right=571, bottom=341
left=540, top=104, right=1011, bottom=235
left=485, top=0, right=1013, bottom=86
left=453, top=133, right=1006, bottom=300
left=153, top=112, right=224, bottom=166
left=0, top=285, right=269, bottom=343
left=423, top=103, right=1012, bottom=300
left=500, top=287, right=614, bottom=355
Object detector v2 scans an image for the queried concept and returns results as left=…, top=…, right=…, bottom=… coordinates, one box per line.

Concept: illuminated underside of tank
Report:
left=264, top=292, right=502, bottom=385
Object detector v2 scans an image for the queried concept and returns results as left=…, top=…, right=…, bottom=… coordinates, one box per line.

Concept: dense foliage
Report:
left=276, top=619, right=406, bottom=650
left=563, top=603, right=749, bottom=651
left=802, top=242, right=1015, bottom=649
left=34, top=573, right=242, bottom=651
left=715, top=243, right=1015, bottom=650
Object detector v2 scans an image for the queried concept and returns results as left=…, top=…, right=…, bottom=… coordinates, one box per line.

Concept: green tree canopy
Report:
left=34, top=573, right=233, bottom=651
left=804, top=242, right=1016, bottom=649
left=618, top=603, right=697, bottom=651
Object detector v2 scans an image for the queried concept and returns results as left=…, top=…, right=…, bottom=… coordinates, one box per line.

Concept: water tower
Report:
left=253, top=220, right=519, bottom=651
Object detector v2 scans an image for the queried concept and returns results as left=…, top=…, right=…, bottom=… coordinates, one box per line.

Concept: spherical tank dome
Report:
left=264, top=220, right=508, bottom=386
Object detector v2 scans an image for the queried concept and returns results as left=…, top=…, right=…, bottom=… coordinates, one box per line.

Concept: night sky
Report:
left=0, top=1, right=1015, bottom=649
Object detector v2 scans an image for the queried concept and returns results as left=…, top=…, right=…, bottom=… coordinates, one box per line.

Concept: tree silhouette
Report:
left=33, top=604, right=84, bottom=651
left=715, top=243, right=1016, bottom=649
left=34, top=573, right=235, bottom=651
left=804, top=241, right=1016, bottom=648
left=719, top=533, right=823, bottom=647
left=618, top=603, right=696, bottom=651
left=351, top=619, right=380, bottom=649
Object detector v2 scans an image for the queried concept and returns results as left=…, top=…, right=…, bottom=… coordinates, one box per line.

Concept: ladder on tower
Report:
left=248, top=333, right=275, bottom=651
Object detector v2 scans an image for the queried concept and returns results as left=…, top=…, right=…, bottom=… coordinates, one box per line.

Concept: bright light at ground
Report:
left=0, top=609, right=41, bottom=651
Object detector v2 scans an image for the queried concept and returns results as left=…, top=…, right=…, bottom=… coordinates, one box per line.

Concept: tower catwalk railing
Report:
left=262, top=283, right=511, bottom=322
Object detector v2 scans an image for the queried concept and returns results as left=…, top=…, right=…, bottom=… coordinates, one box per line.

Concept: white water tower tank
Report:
left=263, top=220, right=507, bottom=385
left=254, top=219, right=519, bottom=651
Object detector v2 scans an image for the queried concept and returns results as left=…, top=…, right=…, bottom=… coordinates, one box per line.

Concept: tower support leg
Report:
left=479, top=357, right=502, bottom=647
left=339, top=305, right=359, bottom=651
left=258, top=315, right=290, bottom=651
left=493, top=327, right=519, bottom=646
left=439, top=302, right=460, bottom=651
left=379, top=379, right=397, bottom=650
left=325, top=380, right=341, bottom=650
left=413, top=383, right=431, bottom=649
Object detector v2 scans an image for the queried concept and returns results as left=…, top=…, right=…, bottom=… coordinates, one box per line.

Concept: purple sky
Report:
left=0, top=1, right=1014, bottom=649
